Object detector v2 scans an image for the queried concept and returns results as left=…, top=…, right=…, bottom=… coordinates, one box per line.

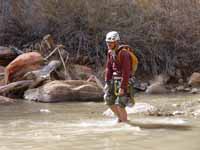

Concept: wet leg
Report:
left=116, top=106, right=128, bottom=122
left=110, top=105, right=121, bottom=122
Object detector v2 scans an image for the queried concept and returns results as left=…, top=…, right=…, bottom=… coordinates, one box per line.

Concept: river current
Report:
left=0, top=94, right=200, bottom=150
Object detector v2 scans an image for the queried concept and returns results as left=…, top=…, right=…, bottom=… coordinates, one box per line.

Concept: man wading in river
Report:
left=104, top=31, right=138, bottom=123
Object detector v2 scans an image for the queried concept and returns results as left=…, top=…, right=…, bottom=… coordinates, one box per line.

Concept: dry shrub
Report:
left=0, top=0, right=46, bottom=46
left=0, top=0, right=200, bottom=80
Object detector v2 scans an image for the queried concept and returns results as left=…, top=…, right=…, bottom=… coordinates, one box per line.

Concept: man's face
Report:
left=106, top=41, right=117, bottom=50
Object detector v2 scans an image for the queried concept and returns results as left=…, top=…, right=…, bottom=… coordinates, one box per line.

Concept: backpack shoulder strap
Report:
left=118, top=45, right=130, bottom=51
left=117, top=45, right=132, bottom=61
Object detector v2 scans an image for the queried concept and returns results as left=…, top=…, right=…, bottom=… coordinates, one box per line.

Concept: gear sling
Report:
left=113, top=45, right=138, bottom=104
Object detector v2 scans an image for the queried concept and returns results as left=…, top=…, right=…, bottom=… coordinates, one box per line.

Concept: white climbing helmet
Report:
left=105, top=31, right=120, bottom=42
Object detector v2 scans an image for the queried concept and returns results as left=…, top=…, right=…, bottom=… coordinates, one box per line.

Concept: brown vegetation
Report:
left=0, top=0, right=200, bottom=80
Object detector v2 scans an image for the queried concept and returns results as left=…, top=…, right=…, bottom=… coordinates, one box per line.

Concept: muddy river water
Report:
left=0, top=94, right=200, bottom=150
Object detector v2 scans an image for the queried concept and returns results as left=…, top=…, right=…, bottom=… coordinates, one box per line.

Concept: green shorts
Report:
left=104, top=94, right=129, bottom=108
left=103, top=80, right=135, bottom=108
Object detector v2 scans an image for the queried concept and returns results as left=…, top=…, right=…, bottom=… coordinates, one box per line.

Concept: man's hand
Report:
left=103, top=83, right=109, bottom=93
left=119, top=88, right=125, bottom=96
left=104, top=81, right=111, bottom=93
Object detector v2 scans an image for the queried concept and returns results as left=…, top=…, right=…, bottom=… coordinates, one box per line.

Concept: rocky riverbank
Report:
left=0, top=34, right=200, bottom=105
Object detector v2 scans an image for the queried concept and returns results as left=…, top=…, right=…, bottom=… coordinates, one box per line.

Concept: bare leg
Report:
left=110, top=105, right=121, bottom=122
left=116, top=106, right=128, bottom=122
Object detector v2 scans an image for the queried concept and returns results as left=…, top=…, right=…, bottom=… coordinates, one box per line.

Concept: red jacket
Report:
left=105, top=48, right=132, bottom=90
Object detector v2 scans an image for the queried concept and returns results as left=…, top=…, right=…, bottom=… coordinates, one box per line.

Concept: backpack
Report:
left=117, top=45, right=138, bottom=75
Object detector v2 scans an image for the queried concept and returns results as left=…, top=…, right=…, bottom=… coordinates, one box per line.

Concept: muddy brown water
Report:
left=0, top=94, right=200, bottom=150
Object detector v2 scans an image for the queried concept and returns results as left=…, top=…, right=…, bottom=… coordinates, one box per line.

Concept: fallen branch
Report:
left=0, top=80, right=33, bottom=95
left=24, top=60, right=61, bottom=80
left=44, top=44, right=65, bottom=60
left=44, top=44, right=71, bottom=80
left=58, top=48, right=71, bottom=80
left=23, top=60, right=61, bottom=88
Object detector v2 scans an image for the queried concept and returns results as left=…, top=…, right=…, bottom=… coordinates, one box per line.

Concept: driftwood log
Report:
left=24, top=80, right=103, bottom=102
left=0, top=96, right=16, bottom=104
left=0, top=60, right=61, bottom=97
left=0, top=80, right=33, bottom=98
left=24, top=60, right=61, bottom=80
left=24, top=60, right=61, bottom=88
left=0, top=80, right=33, bottom=96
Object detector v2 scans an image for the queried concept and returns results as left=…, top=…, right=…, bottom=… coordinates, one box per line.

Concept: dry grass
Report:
left=0, top=0, right=200, bottom=80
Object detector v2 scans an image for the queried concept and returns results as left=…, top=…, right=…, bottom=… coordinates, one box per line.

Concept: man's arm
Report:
left=105, top=51, right=113, bottom=82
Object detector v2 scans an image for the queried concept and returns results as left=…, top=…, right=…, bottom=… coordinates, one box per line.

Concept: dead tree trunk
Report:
left=24, top=60, right=61, bottom=88
left=0, top=80, right=33, bottom=97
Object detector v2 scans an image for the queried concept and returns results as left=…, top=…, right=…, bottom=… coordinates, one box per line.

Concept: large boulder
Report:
left=5, top=52, right=44, bottom=84
left=145, top=74, right=169, bottom=94
left=24, top=80, right=103, bottom=102
left=71, top=65, right=93, bottom=80
left=0, top=46, right=20, bottom=66
left=188, top=72, right=200, bottom=87
left=146, top=83, right=169, bottom=94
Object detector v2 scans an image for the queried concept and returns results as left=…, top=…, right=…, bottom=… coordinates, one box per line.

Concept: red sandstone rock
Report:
left=72, top=65, right=93, bottom=80
left=5, top=52, right=44, bottom=84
